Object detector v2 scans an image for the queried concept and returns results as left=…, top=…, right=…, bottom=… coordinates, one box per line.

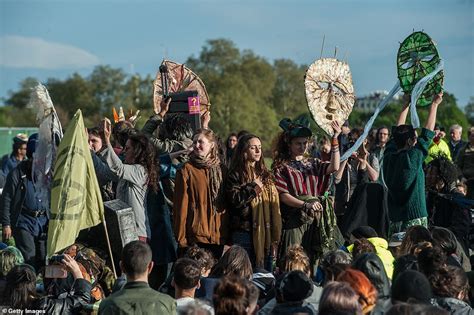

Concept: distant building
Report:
left=355, top=90, right=401, bottom=112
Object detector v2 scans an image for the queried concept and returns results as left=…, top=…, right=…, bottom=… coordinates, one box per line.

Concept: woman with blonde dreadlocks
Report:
left=225, top=134, right=282, bottom=270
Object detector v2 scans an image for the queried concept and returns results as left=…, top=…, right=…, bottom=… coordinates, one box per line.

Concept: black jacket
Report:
left=340, top=182, right=390, bottom=240
left=33, top=279, right=91, bottom=315
left=0, top=160, right=30, bottom=227
left=352, top=253, right=391, bottom=300
left=427, top=189, right=471, bottom=254
left=225, top=170, right=261, bottom=232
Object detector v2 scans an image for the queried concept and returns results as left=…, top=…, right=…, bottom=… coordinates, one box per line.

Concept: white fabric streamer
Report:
left=340, top=82, right=401, bottom=161
left=410, top=59, right=444, bottom=128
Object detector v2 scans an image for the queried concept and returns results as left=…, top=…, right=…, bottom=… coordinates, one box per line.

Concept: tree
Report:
left=465, top=97, right=474, bottom=126
left=5, top=77, right=40, bottom=108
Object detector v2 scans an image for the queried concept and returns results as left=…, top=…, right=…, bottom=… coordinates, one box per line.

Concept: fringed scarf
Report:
left=190, top=154, right=224, bottom=208
left=250, top=183, right=282, bottom=268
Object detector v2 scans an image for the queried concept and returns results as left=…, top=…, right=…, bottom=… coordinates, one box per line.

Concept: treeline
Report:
left=0, top=38, right=471, bottom=151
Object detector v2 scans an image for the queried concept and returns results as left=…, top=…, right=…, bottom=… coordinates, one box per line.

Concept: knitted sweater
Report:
left=382, top=127, right=434, bottom=222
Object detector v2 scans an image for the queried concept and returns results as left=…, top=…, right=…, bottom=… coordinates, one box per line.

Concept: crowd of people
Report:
left=1, top=91, right=474, bottom=314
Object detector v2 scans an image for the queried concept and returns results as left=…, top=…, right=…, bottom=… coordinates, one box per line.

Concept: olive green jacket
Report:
left=98, top=281, right=176, bottom=315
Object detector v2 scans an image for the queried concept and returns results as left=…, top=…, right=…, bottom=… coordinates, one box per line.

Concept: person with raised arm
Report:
left=382, top=92, right=443, bottom=234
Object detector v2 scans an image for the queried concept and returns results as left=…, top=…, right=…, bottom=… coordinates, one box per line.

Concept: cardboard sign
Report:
left=188, top=96, right=200, bottom=114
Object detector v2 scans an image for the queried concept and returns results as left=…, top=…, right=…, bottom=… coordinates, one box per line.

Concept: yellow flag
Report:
left=47, top=109, right=104, bottom=257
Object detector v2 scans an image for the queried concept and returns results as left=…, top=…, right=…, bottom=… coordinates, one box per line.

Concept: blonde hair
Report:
left=193, top=129, right=220, bottom=162
left=283, top=245, right=311, bottom=276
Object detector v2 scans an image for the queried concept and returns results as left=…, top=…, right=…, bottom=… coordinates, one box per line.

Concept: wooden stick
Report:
left=320, top=35, right=326, bottom=59
left=102, top=215, right=118, bottom=279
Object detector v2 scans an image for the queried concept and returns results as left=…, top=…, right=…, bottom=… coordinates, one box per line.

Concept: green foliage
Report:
left=465, top=97, right=474, bottom=126
left=1, top=38, right=470, bottom=150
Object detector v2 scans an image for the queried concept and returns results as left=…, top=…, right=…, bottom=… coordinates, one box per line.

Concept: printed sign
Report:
left=188, top=96, right=200, bottom=114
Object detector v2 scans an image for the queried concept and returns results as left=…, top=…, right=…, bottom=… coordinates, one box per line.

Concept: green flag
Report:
left=47, top=109, right=104, bottom=257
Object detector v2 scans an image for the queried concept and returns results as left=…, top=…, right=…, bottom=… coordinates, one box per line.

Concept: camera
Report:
left=50, top=254, right=65, bottom=263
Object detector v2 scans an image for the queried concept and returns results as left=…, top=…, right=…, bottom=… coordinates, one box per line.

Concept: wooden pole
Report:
left=102, top=215, right=118, bottom=279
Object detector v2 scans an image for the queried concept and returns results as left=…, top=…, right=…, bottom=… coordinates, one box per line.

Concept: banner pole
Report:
left=102, top=215, right=117, bottom=279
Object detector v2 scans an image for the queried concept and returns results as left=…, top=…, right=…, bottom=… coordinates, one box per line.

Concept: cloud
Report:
left=0, top=35, right=100, bottom=69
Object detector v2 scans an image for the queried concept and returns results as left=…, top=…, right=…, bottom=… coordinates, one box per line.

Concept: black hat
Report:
left=276, top=270, right=314, bottom=302
left=279, top=118, right=312, bottom=139
left=391, top=270, right=432, bottom=304
left=351, top=226, right=378, bottom=239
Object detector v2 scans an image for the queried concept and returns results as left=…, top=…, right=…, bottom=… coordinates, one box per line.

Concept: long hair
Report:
left=430, top=265, right=470, bottom=300
left=191, top=129, right=220, bottom=163
left=399, top=225, right=432, bottom=257
left=426, top=155, right=460, bottom=190
left=126, top=133, right=159, bottom=192
left=283, top=244, right=311, bottom=275
left=272, top=131, right=294, bottom=170
left=225, top=132, right=238, bottom=150
left=229, top=134, right=272, bottom=185
left=158, top=113, right=193, bottom=141
left=4, top=265, right=38, bottom=309
left=210, top=245, right=252, bottom=280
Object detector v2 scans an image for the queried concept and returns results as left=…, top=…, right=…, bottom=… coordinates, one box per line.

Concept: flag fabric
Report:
left=47, top=109, right=104, bottom=257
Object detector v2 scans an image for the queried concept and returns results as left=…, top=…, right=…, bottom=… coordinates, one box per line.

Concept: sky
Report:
left=1, top=0, right=473, bottom=107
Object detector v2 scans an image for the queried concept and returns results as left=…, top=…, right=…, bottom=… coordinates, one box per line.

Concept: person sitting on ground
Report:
left=347, top=226, right=395, bottom=279
left=258, top=245, right=323, bottom=314
left=398, top=225, right=433, bottom=257
left=270, top=270, right=317, bottom=315
left=159, top=245, right=216, bottom=298
left=98, top=241, right=176, bottom=314
left=428, top=265, right=474, bottom=314
left=196, top=245, right=253, bottom=302
left=213, top=275, right=259, bottom=315
left=386, top=302, right=449, bottom=315
left=350, top=238, right=376, bottom=261
left=336, top=268, right=378, bottom=314
left=383, top=92, right=443, bottom=233
left=0, top=246, right=24, bottom=298
left=431, top=227, right=470, bottom=271
left=316, top=249, right=352, bottom=286
left=318, top=281, right=362, bottom=315
left=391, top=270, right=433, bottom=307
left=173, top=258, right=214, bottom=314
left=3, top=255, right=91, bottom=313
left=352, top=253, right=391, bottom=313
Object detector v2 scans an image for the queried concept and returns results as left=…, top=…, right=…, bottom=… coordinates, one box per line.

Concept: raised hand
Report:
left=156, top=97, right=172, bottom=117
left=432, top=92, right=443, bottom=106
left=331, top=121, right=342, bottom=138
